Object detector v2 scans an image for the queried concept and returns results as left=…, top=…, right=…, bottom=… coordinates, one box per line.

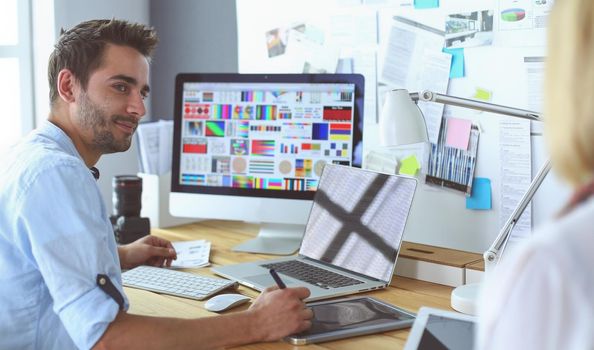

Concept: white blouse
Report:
left=477, top=198, right=594, bottom=350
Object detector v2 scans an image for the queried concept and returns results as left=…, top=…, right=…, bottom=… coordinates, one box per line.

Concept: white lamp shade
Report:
left=379, top=89, right=428, bottom=146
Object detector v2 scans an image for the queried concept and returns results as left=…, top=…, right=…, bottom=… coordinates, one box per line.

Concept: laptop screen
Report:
left=299, top=165, right=416, bottom=282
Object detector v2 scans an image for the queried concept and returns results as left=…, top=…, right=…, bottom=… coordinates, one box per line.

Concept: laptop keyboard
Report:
left=261, top=260, right=363, bottom=289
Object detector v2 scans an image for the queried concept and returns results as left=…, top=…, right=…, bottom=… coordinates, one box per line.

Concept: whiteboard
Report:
left=236, top=0, right=570, bottom=253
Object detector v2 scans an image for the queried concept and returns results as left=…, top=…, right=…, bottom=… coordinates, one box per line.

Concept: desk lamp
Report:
left=380, top=89, right=550, bottom=315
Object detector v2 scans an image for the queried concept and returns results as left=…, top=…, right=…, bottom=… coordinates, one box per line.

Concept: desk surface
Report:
left=126, top=220, right=454, bottom=349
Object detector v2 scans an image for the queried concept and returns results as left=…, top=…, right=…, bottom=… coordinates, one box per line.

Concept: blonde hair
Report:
left=546, top=0, right=594, bottom=187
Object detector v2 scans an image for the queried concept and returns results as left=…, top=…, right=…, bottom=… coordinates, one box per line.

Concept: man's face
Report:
left=74, top=44, right=150, bottom=154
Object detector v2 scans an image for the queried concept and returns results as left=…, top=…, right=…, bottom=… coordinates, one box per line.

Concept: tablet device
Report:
left=284, top=296, right=415, bottom=345
left=404, top=306, right=477, bottom=350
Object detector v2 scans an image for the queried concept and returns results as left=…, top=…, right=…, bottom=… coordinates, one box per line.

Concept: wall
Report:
left=53, top=0, right=150, bottom=33
left=53, top=0, right=150, bottom=215
left=235, top=0, right=571, bottom=253
left=149, top=0, right=238, bottom=120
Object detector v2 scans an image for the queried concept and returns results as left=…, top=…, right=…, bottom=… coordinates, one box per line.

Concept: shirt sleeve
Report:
left=476, top=239, right=591, bottom=350
left=16, top=160, right=126, bottom=349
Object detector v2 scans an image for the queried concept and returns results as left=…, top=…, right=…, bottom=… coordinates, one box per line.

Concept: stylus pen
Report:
left=269, top=269, right=286, bottom=289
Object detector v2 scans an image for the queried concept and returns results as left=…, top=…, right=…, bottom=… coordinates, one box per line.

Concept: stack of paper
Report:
left=170, top=240, right=211, bottom=269
left=136, top=120, right=174, bottom=175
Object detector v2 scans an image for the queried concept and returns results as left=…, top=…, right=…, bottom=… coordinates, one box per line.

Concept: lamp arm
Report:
left=418, top=88, right=550, bottom=315
left=412, top=90, right=541, bottom=121
left=483, top=159, right=552, bottom=273
left=407, top=89, right=548, bottom=273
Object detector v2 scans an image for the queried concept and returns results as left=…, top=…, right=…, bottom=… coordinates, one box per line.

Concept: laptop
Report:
left=212, top=164, right=417, bottom=301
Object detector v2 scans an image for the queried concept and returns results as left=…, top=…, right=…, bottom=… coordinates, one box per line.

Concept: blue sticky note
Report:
left=414, top=0, right=439, bottom=9
left=466, top=177, right=491, bottom=210
left=443, top=47, right=464, bottom=78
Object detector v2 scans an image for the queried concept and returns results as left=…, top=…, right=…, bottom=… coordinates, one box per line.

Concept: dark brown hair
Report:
left=48, top=19, right=158, bottom=106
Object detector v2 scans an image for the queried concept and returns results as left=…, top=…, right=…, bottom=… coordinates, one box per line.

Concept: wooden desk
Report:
left=125, top=220, right=454, bottom=349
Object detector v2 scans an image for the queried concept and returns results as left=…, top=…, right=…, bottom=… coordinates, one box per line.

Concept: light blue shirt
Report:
left=0, top=121, right=129, bottom=349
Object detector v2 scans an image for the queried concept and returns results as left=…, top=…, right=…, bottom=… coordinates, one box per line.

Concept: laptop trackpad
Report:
left=246, top=273, right=298, bottom=288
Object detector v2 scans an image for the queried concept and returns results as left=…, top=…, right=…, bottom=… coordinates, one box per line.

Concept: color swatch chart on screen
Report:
left=179, top=82, right=356, bottom=191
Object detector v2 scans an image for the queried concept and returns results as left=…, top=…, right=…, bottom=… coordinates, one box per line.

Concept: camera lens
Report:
left=112, top=175, right=142, bottom=217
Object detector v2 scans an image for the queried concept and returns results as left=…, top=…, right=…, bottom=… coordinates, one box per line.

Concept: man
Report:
left=0, top=19, right=312, bottom=349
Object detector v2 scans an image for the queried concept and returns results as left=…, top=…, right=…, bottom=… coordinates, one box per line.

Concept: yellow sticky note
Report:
left=399, top=155, right=420, bottom=176
left=473, top=87, right=492, bottom=101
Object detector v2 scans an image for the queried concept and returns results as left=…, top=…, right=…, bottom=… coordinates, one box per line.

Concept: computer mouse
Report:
left=204, top=294, right=251, bottom=312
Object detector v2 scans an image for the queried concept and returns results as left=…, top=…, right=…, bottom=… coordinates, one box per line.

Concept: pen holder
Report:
left=139, top=172, right=196, bottom=228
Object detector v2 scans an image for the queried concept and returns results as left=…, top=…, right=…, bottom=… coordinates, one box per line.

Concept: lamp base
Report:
left=451, top=283, right=481, bottom=315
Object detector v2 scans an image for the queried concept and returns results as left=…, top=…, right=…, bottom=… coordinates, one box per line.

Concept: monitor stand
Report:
left=232, top=223, right=305, bottom=255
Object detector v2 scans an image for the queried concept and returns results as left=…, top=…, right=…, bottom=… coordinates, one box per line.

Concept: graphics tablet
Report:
left=404, top=307, right=477, bottom=350
left=284, top=296, right=415, bottom=345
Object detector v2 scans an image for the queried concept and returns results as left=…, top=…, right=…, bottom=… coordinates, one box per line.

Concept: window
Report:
left=0, top=0, right=33, bottom=153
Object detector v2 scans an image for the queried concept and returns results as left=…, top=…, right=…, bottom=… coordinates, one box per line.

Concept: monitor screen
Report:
left=170, top=73, right=364, bottom=254
left=172, top=73, right=363, bottom=198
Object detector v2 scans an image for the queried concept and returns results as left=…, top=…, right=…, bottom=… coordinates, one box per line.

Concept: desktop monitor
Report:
left=170, top=73, right=364, bottom=255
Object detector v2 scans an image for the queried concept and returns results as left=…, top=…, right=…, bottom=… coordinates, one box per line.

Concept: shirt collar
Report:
left=37, top=121, right=101, bottom=180
left=36, top=120, right=83, bottom=161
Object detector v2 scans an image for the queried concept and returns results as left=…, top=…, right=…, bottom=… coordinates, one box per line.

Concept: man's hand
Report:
left=248, top=286, right=313, bottom=341
left=118, top=235, right=177, bottom=270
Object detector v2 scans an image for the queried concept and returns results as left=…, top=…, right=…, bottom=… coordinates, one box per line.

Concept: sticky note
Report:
left=473, top=87, right=492, bottom=101
left=466, top=178, right=492, bottom=210
left=414, top=0, right=439, bottom=9
left=399, top=155, right=420, bottom=176
left=445, top=117, right=472, bottom=150
left=443, top=47, right=464, bottom=78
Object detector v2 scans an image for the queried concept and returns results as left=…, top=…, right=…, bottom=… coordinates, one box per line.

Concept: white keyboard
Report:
left=122, top=265, right=237, bottom=300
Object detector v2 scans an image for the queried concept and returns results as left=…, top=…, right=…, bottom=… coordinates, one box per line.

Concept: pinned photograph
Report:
left=445, top=10, right=494, bottom=48
left=265, top=23, right=306, bottom=58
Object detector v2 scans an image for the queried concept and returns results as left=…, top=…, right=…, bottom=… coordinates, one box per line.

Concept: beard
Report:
left=77, top=92, right=137, bottom=154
